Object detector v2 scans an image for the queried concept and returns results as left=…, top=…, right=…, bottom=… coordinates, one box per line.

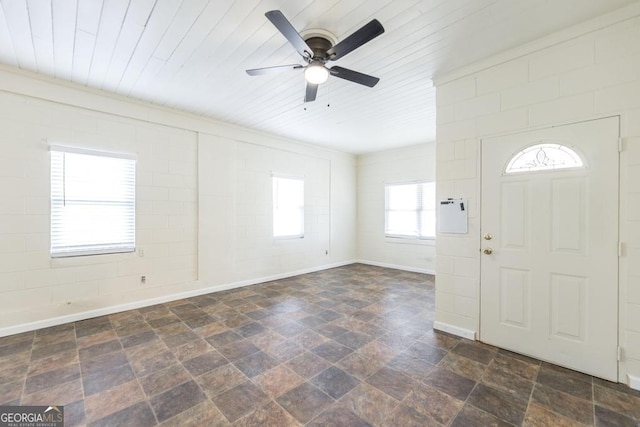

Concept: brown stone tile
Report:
left=64, top=399, right=85, bottom=427
left=119, top=330, right=158, bottom=348
left=424, top=367, right=477, bottom=401
left=481, top=364, right=534, bottom=402
left=80, top=350, right=128, bottom=376
left=524, top=402, right=587, bottom=427
left=21, top=377, right=83, bottom=406
left=467, top=383, right=527, bottom=425
left=31, top=340, right=77, bottom=360
left=84, top=379, right=145, bottom=422
left=212, top=380, right=270, bottom=422
left=312, top=340, right=353, bottom=363
left=194, top=321, right=229, bottom=338
left=419, top=330, right=460, bottom=350
left=234, top=351, right=279, bottom=378
left=532, top=383, right=593, bottom=424
left=308, top=405, right=371, bottom=427
left=33, top=329, right=76, bottom=347
left=386, top=352, right=435, bottom=379
left=77, top=329, right=118, bottom=349
left=311, top=366, right=360, bottom=399
left=333, top=331, right=373, bottom=350
left=235, top=322, right=267, bottom=338
left=1, top=380, right=24, bottom=405
left=451, top=341, right=497, bottom=365
left=336, top=352, right=384, bottom=381
left=438, top=353, right=488, bottom=381
left=183, top=350, right=228, bottom=376
left=0, top=340, right=33, bottom=358
left=593, top=377, right=640, bottom=398
left=139, top=363, right=192, bottom=397
left=366, top=366, right=416, bottom=400
left=160, top=400, right=229, bottom=427
left=89, top=401, right=156, bottom=427
left=252, top=365, right=305, bottom=399
left=129, top=349, right=176, bottom=378
left=357, top=340, right=397, bottom=363
left=593, top=383, right=640, bottom=420
left=290, top=330, right=329, bottom=350
left=314, top=323, right=350, bottom=339
left=490, top=352, right=540, bottom=381
left=160, top=330, right=200, bottom=349
left=149, top=380, right=206, bottom=422
left=0, top=363, right=27, bottom=386
left=286, top=351, right=332, bottom=379
left=24, top=363, right=81, bottom=395
left=170, top=338, right=212, bottom=361
left=78, top=340, right=122, bottom=362
left=206, top=330, right=245, bottom=348
left=217, top=340, right=260, bottom=361
left=115, top=322, right=153, bottom=338
left=233, top=401, right=300, bottom=427
left=337, top=383, right=399, bottom=425
left=75, top=319, right=113, bottom=338
left=381, top=403, right=441, bottom=427
left=83, top=363, right=136, bottom=396
left=276, top=382, right=334, bottom=423
left=196, top=364, right=247, bottom=398
left=594, top=405, right=638, bottom=427
left=451, top=404, right=513, bottom=427
left=536, top=366, right=592, bottom=400
left=0, top=331, right=34, bottom=346
left=540, top=362, right=593, bottom=383
left=403, top=382, right=463, bottom=425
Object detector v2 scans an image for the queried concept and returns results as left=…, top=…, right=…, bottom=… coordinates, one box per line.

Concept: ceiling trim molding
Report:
left=433, top=0, right=640, bottom=86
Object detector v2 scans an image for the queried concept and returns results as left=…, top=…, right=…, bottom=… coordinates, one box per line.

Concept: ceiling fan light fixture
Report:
left=304, top=63, right=329, bottom=84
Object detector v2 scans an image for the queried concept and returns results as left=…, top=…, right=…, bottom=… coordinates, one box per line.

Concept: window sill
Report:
left=384, top=236, right=435, bottom=246
left=50, top=250, right=135, bottom=268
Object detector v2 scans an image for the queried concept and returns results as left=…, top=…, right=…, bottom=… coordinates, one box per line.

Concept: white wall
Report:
left=434, top=5, right=640, bottom=385
left=0, top=66, right=357, bottom=335
left=198, top=133, right=356, bottom=286
left=357, top=143, right=436, bottom=273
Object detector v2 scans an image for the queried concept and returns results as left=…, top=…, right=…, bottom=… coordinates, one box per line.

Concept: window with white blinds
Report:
left=385, top=181, right=435, bottom=239
left=50, top=146, right=136, bottom=258
left=272, top=175, right=304, bottom=238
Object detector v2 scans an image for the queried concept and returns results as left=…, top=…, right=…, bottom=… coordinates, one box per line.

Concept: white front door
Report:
left=480, top=117, right=619, bottom=381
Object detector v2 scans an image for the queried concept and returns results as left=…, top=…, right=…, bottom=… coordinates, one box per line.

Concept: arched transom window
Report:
left=505, top=143, right=585, bottom=174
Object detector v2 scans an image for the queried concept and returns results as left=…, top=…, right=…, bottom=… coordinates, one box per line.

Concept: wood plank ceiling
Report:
left=0, top=0, right=635, bottom=153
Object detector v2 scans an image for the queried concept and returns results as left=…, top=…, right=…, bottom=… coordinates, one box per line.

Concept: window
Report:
left=50, top=146, right=136, bottom=258
left=385, top=181, right=435, bottom=239
left=272, top=175, right=304, bottom=238
left=505, top=143, right=584, bottom=174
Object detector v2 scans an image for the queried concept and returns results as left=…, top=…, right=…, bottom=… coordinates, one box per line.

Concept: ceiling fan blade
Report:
left=327, top=19, right=384, bottom=61
left=305, top=82, right=318, bottom=102
left=330, top=66, right=380, bottom=87
left=246, top=64, right=303, bottom=76
left=265, top=10, right=313, bottom=60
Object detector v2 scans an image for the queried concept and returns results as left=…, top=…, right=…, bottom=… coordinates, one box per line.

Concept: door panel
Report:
left=481, top=117, right=619, bottom=381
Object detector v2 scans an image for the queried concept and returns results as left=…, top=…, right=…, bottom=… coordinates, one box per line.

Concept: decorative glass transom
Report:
left=505, top=143, right=584, bottom=174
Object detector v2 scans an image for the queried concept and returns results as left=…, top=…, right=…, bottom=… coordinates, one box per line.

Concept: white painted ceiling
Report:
left=0, top=0, right=635, bottom=153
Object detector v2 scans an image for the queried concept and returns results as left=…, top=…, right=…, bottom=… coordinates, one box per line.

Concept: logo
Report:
left=0, top=405, right=64, bottom=427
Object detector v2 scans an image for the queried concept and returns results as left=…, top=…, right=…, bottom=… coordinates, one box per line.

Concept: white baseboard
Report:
left=628, top=374, right=640, bottom=391
left=0, top=260, right=357, bottom=338
left=434, top=321, right=476, bottom=340
left=357, top=259, right=435, bottom=275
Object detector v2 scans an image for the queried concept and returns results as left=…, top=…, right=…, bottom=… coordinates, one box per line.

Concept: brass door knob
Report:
left=483, top=248, right=493, bottom=255
left=483, top=233, right=493, bottom=240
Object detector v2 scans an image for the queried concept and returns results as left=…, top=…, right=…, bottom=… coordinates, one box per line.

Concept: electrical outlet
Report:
left=138, top=249, right=144, bottom=257
left=141, top=275, right=146, bottom=284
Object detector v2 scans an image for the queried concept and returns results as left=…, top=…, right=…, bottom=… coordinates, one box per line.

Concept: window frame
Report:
left=50, top=145, right=136, bottom=258
left=384, top=180, right=435, bottom=241
left=272, top=174, right=305, bottom=240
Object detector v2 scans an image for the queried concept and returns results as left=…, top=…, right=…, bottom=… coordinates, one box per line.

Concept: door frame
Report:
left=477, top=116, right=621, bottom=380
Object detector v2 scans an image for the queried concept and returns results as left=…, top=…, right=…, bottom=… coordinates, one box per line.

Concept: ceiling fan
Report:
left=246, top=10, right=384, bottom=102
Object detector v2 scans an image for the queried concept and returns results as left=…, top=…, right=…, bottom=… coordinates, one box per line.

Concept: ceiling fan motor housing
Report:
left=305, top=37, right=333, bottom=62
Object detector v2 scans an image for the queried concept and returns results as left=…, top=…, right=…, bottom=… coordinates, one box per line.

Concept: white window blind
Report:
left=385, top=181, right=435, bottom=239
left=272, top=175, right=304, bottom=238
left=50, top=146, right=136, bottom=258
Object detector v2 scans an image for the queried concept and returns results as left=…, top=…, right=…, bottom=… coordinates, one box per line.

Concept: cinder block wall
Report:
left=434, top=9, right=640, bottom=384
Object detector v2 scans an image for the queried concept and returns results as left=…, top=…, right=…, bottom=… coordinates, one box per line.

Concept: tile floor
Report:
left=1, top=264, right=639, bottom=426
